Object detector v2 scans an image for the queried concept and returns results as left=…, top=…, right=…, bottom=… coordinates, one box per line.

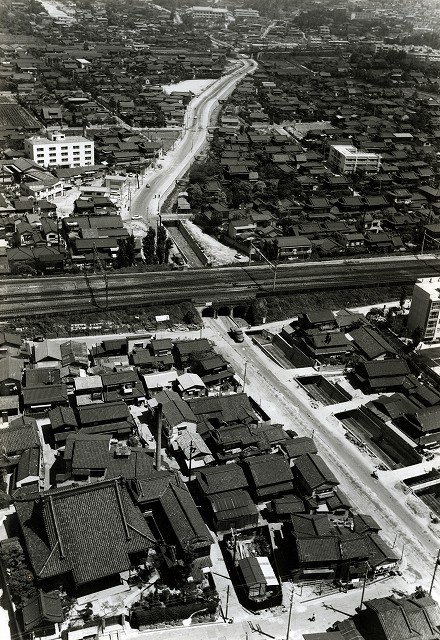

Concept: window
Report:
left=61, top=146, right=68, bottom=150
left=73, top=145, right=80, bottom=149
left=49, top=146, right=56, bottom=151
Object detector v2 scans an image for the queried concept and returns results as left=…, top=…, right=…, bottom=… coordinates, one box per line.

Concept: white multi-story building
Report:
left=328, top=145, right=381, bottom=174
left=186, top=6, right=230, bottom=22
left=24, top=131, right=94, bottom=169
left=407, top=277, right=440, bottom=342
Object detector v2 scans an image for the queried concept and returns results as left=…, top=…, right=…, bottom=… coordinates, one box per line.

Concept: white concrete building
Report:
left=407, top=277, right=440, bottom=342
left=24, top=131, right=94, bottom=169
left=328, top=145, right=381, bottom=174
left=186, top=6, right=230, bottom=22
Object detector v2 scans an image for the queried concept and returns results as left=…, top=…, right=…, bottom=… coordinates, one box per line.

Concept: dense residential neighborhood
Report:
left=2, top=1, right=440, bottom=640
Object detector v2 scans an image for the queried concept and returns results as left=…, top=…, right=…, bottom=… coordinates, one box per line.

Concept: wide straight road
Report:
left=130, top=58, right=257, bottom=221
left=1, top=255, right=440, bottom=318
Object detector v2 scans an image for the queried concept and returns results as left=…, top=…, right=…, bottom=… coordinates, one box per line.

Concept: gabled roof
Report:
left=208, top=489, right=258, bottom=521
left=175, top=430, right=212, bottom=459
left=158, top=482, right=214, bottom=549
left=361, top=594, right=440, bottom=639
left=1, top=416, right=39, bottom=455
left=33, top=341, right=62, bottom=363
left=245, top=453, right=293, bottom=491
left=21, top=590, right=63, bottom=632
left=294, top=453, right=339, bottom=490
left=161, top=396, right=197, bottom=428
left=49, top=407, right=78, bottom=429
left=16, top=447, right=40, bottom=484
left=78, top=400, right=130, bottom=426
left=15, top=478, right=154, bottom=585
left=282, top=437, right=318, bottom=459
left=22, top=384, right=69, bottom=407
left=350, top=325, right=397, bottom=360
left=64, top=433, right=110, bottom=471
left=0, top=356, right=24, bottom=383
left=194, top=462, right=248, bottom=495
left=363, top=359, right=409, bottom=378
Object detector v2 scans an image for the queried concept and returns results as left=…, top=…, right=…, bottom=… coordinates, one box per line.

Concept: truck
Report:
left=231, top=327, right=244, bottom=342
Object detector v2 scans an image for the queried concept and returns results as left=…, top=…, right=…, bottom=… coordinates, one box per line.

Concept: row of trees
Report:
left=142, top=226, right=173, bottom=265
left=115, top=227, right=173, bottom=269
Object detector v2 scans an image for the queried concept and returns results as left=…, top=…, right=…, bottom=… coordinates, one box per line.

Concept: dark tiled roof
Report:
left=208, top=489, right=258, bottom=521
left=245, top=453, right=293, bottom=490
left=174, top=338, right=213, bottom=357
left=106, top=447, right=156, bottom=480
left=158, top=483, right=214, bottom=549
left=49, top=405, right=77, bottom=431
left=350, top=325, right=397, bottom=360
left=21, top=590, right=63, bottom=632
left=64, top=433, right=110, bottom=471
left=16, top=447, right=40, bottom=484
left=282, top=437, right=317, bottom=459
left=0, top=356, right=23, bottom=383
left=22, top=384, right=68, bottom=406
left=0, top=416, right=39, bottom=455
left=78, top=401, right=130, bottom=426
left=296, top=536, right=340, bottom=562
left=294, top=453, right=339, bottom=490
left=15, top=478, right=154, bottom=585
left=195, top=462, right=248, bottom=495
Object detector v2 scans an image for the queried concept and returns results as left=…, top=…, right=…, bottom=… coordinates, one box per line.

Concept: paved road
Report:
left=130, top=58, right=257, bottom=222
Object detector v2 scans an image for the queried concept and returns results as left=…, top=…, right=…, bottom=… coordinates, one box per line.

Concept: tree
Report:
left=125, top=235, right=136, bottom=266
left=411, top=326, right=423, bottom=351
left=164, top=237, right=173, bottom=263
left=228, top=181, right=253, bottom=207
left=187, top=183, right=204, bottom=209
left=115, top=239, right=128, bottom=268
left=142, top=227, right=156, bottom=264
left=399, top=286, right=407, bottom=309
left=156, top=225, right=167, bottom=264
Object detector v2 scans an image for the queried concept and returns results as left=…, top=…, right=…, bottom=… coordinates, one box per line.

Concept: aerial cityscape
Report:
left=2, top=1, right=440, bottom=639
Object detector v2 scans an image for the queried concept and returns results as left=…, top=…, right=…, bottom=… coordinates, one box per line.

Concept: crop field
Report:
left=0, top=103, right=41, bottom=130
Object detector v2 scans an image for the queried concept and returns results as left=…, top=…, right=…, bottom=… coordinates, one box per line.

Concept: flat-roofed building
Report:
left=407, top=277, right=440, bottom=342
left=328, top=145, right=381, bottom=174
left=24, top=130, right=94, bottom=169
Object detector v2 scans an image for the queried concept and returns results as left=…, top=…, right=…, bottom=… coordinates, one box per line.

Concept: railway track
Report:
left=2, top=257, right=439, bottom=318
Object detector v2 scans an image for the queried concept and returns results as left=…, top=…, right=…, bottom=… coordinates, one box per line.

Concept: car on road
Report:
left=235, top=253, right=244, bottom=259
left=145, top=184, right=151, bottom=188
left=132, top=215, right=142, bottom=220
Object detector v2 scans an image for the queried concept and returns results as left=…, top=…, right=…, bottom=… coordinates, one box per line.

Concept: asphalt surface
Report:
left=130, top=58, right=258, bottom=222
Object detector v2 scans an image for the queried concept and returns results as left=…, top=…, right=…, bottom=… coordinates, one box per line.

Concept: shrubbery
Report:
left=131, top=600, right=217, bottom=628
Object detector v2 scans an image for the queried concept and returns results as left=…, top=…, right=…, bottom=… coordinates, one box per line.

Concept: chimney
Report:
left=154, top=403, right=162, bottom=471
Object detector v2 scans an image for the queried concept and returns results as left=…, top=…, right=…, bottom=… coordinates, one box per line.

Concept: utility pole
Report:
left=188, top=442, right=196, bottom=482
left=225, top=585, right=230, bottom=619
left=243, top=361, right=248, bottom=393
left=286, top=587, right=294, bottom=640
left=429, top=548, right=440, bottom=596
left=359, top=564, right=369, bottom=610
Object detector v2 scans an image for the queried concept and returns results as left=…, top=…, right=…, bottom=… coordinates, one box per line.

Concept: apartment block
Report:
left=24, top=131, right=94, bottom=169
left=407, top=277, right=440, bottom=342
left=328, top=145, right=381, bottom=174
